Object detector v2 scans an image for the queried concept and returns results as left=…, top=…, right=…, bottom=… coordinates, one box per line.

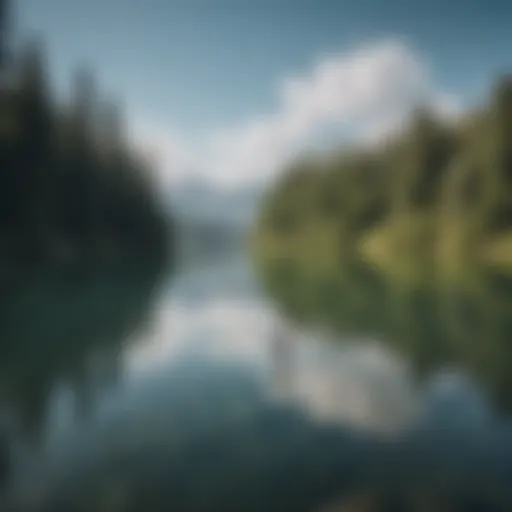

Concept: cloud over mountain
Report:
left=131, top=38, right=461, bottom=192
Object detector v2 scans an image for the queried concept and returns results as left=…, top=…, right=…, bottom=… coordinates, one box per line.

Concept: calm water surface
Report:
left=2, top=254, right=512, bottom=510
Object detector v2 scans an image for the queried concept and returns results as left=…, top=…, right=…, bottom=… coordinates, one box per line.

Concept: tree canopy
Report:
left=0, top=3, right=171, bottom=270
left=254, top=77, right=512, bottom=273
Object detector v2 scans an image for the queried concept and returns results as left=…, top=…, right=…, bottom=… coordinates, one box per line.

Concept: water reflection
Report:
left=0, top=263, right=165, bottom=504
left=2, top=256, right=512, bottom=510
left=14, top=358, right=512, bottom=511
left=261, top=259, right=512, bottom=415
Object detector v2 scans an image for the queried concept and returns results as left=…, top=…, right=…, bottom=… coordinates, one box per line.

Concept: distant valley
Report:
left=167, top=179, right=263, bottom=263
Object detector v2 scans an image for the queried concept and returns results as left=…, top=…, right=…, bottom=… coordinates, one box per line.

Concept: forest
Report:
left=0, top=0, right=171, bottom=271
left=253, top=76, right=512, bottom=277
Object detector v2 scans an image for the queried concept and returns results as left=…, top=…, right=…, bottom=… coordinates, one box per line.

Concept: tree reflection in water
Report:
left=11, top=358, right=512, bottom=512
left=2, top=259, right=512, bottom=510
left=0, top=263, right=166, bottom=502
left=260, top=259, right=512, bottom=416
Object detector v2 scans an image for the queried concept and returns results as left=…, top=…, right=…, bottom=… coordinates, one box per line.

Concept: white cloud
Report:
left=125, top=297, right=276, bottom=375
left=126, top=119, right=199, bottom=185
left=130, top=38, right=462, bottom=189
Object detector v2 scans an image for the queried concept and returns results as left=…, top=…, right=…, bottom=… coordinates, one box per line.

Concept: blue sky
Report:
left=14, top=0, right=512, bottom=188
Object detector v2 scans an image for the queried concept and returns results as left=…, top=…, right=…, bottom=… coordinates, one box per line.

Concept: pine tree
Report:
left=0, top=0, right=8, bottom=74
left=15, top=38, right=54, bottom=250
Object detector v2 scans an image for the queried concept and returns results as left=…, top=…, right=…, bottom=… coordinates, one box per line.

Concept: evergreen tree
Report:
left=255, top=76, right=512, bottom=271
left=0, top=12, right=171, bottom=268
left=0, top=0, right=8, bottom=74
left=15, top=39, right=54, bottom=244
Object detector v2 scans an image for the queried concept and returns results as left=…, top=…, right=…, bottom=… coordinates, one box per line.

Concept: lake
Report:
left=2, top=253, right=512, bottom=511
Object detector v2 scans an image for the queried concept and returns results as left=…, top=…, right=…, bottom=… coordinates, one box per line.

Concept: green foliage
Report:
left=0, top=25, right=171, bottom=268
left=255, top=77, right=512, bottom=271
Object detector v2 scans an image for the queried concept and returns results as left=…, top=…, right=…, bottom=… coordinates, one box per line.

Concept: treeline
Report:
left=0, top=3, right=170, bottom=268
left=255, top=77, right=512, bottom=272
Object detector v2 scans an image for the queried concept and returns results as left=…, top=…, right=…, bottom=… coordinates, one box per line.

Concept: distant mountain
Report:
left=168, top=178, right=263, bottom=227
left=167, top=178, right=263, bottom=263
